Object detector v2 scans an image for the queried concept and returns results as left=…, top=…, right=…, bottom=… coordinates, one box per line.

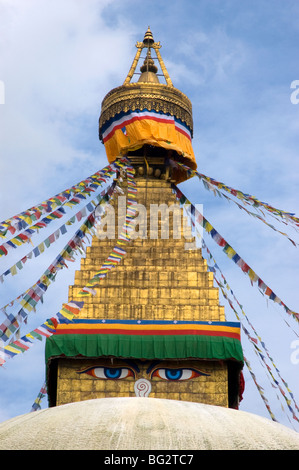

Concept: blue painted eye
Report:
left=77, top=367, right=135, bottom=380
left=165, top=369, right=183, bottom=380
left=104, top=368, right=122, bottom=379
left=152, top=368, right=208, bottom=381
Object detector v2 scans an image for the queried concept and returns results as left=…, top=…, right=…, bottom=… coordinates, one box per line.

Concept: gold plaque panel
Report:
left=56, top=358, right=228, bottom=408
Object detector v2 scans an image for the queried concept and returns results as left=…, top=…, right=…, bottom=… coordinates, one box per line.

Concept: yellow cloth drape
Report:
left=102, top=111, right=196, bottom=167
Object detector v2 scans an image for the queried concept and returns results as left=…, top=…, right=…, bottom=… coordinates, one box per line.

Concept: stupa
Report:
left=45, top=27, right=244, bottom=411
left=2, top=28, right=298, bottom=451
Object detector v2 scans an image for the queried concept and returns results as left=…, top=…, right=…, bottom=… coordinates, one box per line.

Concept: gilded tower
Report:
left=46, top=28, right=244, bottom=409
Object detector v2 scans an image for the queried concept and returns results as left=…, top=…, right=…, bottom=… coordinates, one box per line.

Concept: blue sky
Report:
left=0, top=0, right=298, bottom=432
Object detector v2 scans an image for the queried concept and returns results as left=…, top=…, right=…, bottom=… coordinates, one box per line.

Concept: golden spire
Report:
left=138, top=47, right=159, bottom=83
left=99, top=27, right=196, bottom=178
left=99, top=28, right=194, bottom=135
left=143, top=26, right=155, bottom=46
left=123, top=26, right=173, bottom=86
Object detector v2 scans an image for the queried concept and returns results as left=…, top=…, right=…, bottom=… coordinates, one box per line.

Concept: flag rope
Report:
left=0, top=163, right=118, bottom=240
left=172, top=183, right=299, bottom=324
left=170, top=159, right=299, bottom=234
left=0, top=184, right=116, bottom=343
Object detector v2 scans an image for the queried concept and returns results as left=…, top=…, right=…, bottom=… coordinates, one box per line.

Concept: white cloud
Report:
left=0, top=0, right=134, bottom=220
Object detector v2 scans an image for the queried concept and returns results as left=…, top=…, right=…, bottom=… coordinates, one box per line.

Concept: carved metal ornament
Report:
left=99, top=83, right=193, bottom=141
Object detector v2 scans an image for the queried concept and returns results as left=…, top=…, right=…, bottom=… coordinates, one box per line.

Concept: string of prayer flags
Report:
left=0, top=164, right=114, bottom=234
left=0, top=175, right=116, bottom=257
left=78, top=160, right=137, bottom=296
left=172, top=183, right=299, bottom=324
left=0, top=317, right=58, bottom=366
left=0, top=191, right=106, bottom=282
left=58, top=300, right=85, bottom=321
left=79, top=220, right=135, bottom=291
left=170, top=159, right=299, bottom=232
left=0, top=312, right=23, bottom=343
left=244, top=356, right=278, bottom=422
left=196, top=177, right=299, bottom=247
left=0, top=165, right=121, bottom=343
left=0, top=161, right=120, bottom=241
left=250, top=342, right=298, bottom=426
left=31, top=383, right=47, bottom=412
left=201, top=229, right=293, bottom=422
left=224, top=192, right=298, bottom=247
left=0, top=191, right=113, bottom=343
left=183, top=185, right=299, bottom=424
left=201, top=239, right=299, bottom=423
left=0, top=300, right=85, bottom=366
left=17, top=211, right=97, bottom=313
left=2, top=181, right=114, bottom=302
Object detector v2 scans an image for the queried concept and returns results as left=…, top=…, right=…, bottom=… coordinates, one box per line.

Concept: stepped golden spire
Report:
left=46, top=29, right=244, bottom=411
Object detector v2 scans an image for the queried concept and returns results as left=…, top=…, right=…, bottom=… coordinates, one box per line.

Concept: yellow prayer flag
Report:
left=225, top=246, right=236, bottom=259
left=5, top=344, right=22, bottom=354
left=20, top=299, right=34, bottom=312
left=204, top=222, right=213, bottom=233
left=248, top=269, right=258, bottom=282
left=11, top=237, right=23, bottom=246
left=10, top=265, right=17, bottom=276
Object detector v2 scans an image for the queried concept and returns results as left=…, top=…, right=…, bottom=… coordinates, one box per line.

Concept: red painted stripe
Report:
left=54, top=328, right=240, bottom=339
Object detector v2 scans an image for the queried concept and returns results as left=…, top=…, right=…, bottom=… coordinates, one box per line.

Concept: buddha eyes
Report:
left=78, top=366, right=207, bottom=381
left=78, top=367, right=134, bottom=380
left=151, top=368, right=205, bottom=381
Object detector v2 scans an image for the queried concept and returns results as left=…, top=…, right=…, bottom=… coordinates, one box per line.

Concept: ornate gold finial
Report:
left=140, top=48, right=157, bottom=74
left=99, top=27, right=196, bottom=178
left=123, top=27, right=172, bottom=86
left=138, top=48, right=159, bottom=83
left=143, top=26, right=155, bottom=46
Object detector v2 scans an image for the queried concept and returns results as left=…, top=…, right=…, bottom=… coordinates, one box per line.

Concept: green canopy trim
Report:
left=45, top=319, right=244, bottom=363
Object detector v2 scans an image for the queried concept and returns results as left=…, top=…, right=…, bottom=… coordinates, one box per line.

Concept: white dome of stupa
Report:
left=0, top=397, right=298, bottom=450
